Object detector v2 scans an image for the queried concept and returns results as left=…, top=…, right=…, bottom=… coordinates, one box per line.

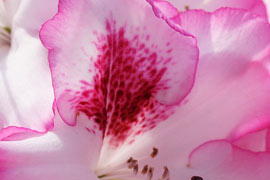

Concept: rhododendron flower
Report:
left=1, top=0, right=270, bottom=180
left=0, top=0, right=57, bottom=132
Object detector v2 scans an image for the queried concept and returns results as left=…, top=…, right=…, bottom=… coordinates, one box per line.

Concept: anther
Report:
left=133, top=164, right=138, bottom=175
left=128, top=159, right=138, bottom=169
left=162, top=166, right=169, bottom=179
left=132, top=159, right=138, bottom=164
left=185, top=5, right=190, bottom=11
left=3, top=27, right=11, bottom=34
left=151, top=147, right=158, bottom=158
left=141, top=165, right=148, bottom=175
left=191, top=176, right=203, bottom=180
left=127, top=157, right=133, bottom=163
left=147, top=167, right=154, bottom=180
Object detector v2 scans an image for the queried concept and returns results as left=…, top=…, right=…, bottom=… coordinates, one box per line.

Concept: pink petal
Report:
left=232, top=128, right=270, bottom=152
left=0, top=0, right=58, bottom=131
left=0, top=165, right=99, bottom=180
left=12, top=0, right=58, bottom=34
left=180, top=8, right=270, bottom=58
left=40, top=0, right=199, bottom=146
left=0, top=126, right=44, bottom=141
left=0, top=33, right=54, bottom=131
left=0, top=115, right=102, bottom=180
left=185, top=140, right=270, bottom=180
left=168, top=0, right=267, bottom=17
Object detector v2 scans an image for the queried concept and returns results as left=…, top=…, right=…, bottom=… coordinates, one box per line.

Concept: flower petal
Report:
left=12, top=0, right=58, bottom=34
left=232, top=128, right=270, bottom=152
left=0, top=0, right=58, bottom=131
left=0, top=115, right=102, bottom=180
left=40, top=0, right=198, bottom=146
left=180, top=8, right=270, bottom=58
left=1, top=165, right=99, bottom=180
left=0, top=32, right=54, bottom=131
left=185, top=140, right=270, bottom=180
left=168, top=0, right=267, bottom=17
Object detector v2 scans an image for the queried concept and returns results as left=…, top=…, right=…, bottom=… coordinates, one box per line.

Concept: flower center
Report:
left=95, top=147, right=170, bottom=180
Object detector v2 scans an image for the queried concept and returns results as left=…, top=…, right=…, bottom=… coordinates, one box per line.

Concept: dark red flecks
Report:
left=74, top=18, right=176, bottom=147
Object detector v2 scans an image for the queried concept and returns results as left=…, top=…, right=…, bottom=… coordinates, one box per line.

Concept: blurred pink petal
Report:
left=0, top=0, right=57, bottom=131
left=187, top=139, right=270, bottom=180
left=168, top=0, right=267, bottom=17
left=0, top=115, right=102, bottom=180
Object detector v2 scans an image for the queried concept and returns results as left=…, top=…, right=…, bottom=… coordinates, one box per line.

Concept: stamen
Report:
left=191, top=176, right=203, bottom=180
left=133, top=164, right=138, bottom=175
left=147, top=167, right=154, bottom=180
left=128, top=159, right=138, bottom=169
left=96, top=147, right=167, bottom=180
left=162, top=166, right=169, bottom=179
left=151, top=147, right=158, bottom=158
left=184, top=5, right=190, bottom=11
left=141, top=165, right=148, bottom=175
left=127, top=157, right=133, bottom=163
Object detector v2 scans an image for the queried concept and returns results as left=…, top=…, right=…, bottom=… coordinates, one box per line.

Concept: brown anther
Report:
left=141, top=165, right=148, bottom=175
left=128, top=163, right=135, bottom=169
left=151, top=147, right=158, bottom=158
left=185, top=5, right=190, bottom=11
left=162, top=166, right=169, bottom=179
left=147, top=167, right=154, bottom=180
left=132, top=159, right=138, bottom=164
left=133, top=164, right=139, bottom=175
left=191, top=176, right=203, bottom=180
left=127, top=157, right=133, bottom=163
left=128, top=159, right=138, bottom=169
